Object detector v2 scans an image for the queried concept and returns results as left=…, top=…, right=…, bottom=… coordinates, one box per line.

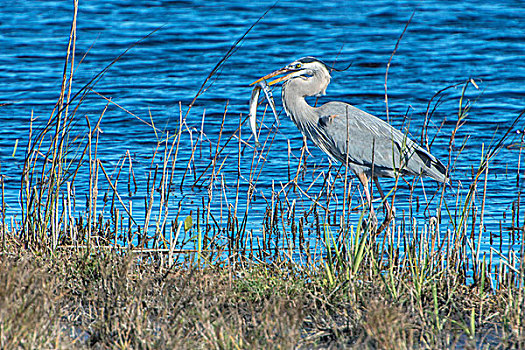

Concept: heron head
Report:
left=250, top=56, right=331, bottom=96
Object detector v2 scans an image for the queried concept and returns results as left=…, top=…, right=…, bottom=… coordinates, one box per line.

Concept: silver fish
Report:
left=249, top=84, right=261, bottom=143
left=248, top=81, right=279, bottom=146
left=259, top=80, right=279, bottom=125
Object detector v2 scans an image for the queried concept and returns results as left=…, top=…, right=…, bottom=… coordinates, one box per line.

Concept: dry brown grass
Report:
left=0, top=244, right=523, bottom=349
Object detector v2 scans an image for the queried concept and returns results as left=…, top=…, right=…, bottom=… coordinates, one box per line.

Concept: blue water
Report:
left=0, top=1, right=524, bottom=258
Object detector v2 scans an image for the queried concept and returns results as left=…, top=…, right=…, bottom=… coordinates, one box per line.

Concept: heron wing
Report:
left=315, top=102, right=447, bottom=181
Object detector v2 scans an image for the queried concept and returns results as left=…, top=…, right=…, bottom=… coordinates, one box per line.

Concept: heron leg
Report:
left=373, top=177, right=393, bottom=234
left=302, top=135, right=311, bottom=156
left=357, top=173, right=377, bottom=228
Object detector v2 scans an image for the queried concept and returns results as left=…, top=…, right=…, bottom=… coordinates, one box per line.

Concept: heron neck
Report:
left=281, top=83, right=318, bottom=129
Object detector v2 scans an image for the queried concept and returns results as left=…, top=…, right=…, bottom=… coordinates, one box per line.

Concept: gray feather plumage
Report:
left=314, top=102, right=447, bottom=182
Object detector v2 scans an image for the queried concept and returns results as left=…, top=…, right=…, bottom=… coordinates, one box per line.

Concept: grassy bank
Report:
left=0, top=243, right=523, bottom=349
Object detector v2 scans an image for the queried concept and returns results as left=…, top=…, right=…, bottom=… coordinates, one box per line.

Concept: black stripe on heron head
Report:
left=297, top=56, right=352, bottom=72
left=297, top=57, right=329, bottom=69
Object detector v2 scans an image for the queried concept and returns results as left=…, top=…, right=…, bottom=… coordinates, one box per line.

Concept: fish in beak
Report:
left=250, top=67, right=296, bottom=87
left=249, top=67, right=296, bottom=145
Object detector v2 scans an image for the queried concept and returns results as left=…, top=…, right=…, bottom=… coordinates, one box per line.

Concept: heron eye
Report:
left=295, top=63, right=302, bottom=69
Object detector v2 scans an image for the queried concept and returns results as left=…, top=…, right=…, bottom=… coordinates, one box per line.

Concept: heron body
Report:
left=251, top=56, right=448, bottom=231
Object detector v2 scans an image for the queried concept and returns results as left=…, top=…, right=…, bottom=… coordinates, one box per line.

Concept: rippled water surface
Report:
left=1, top=1, right=524, bottom=253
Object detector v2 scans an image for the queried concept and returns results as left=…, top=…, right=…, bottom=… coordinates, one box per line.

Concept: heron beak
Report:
left=250, top=67, right=294, bottom=86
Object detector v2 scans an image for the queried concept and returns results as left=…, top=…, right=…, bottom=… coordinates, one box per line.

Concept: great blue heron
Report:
left=251, top=56, right=448, bottom=232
